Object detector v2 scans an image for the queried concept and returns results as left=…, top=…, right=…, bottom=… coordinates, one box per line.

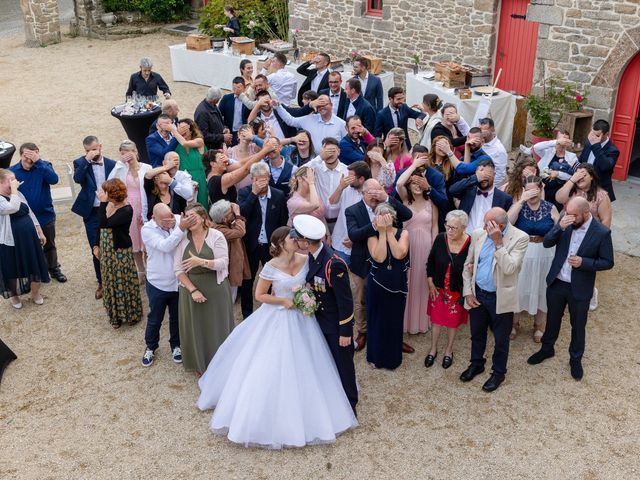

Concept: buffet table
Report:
left=169, top=44, right=394, bottom=106
left=405, top=73, right=517, bottom=150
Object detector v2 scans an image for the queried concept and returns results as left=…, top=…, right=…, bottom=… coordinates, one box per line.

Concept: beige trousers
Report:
left=350, top=272, right=367, bottom=335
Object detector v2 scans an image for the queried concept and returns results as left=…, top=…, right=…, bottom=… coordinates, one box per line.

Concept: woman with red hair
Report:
left=94, top=178, right=143, bottom=329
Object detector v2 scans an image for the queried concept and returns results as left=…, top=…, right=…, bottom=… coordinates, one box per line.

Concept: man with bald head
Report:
left=140, top=204, right=197, bottom=367
left=527, top=197, right=614, bottom=380
left=461, top=207, right=529, bottom=392
left=345, top=177, right=413, bottom=352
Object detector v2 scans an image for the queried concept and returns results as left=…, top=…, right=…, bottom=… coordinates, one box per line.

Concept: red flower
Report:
left=575, top=95, right=583, bottom=102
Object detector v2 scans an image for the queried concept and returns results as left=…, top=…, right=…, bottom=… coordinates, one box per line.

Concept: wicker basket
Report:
left=186, top=34, right=210, bottom=51
left=434, top=62, right=468, bottom=88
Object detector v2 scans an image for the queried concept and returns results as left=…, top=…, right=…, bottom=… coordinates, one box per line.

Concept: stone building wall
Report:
left=528, top=0, right=640, bottom=120
left=288, top=0, right=500, bottom=87
left=20, top=0, right=62, bottom=47
left=72, top=0, right=105, bottom=36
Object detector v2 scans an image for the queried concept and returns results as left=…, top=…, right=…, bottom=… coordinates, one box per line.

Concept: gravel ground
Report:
left=1, top=31, right=639, bottom=480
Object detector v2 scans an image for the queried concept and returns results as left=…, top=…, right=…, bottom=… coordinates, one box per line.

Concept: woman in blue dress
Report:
left=366, top=203, right=410, bottom=370
left=507, top=175, right=560, bottom=342
left=0, top=169, right=49, bottom=308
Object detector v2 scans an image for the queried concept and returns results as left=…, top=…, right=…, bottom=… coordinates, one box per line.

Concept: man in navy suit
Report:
left=353, top=56, right=384, bottom=112
left=527, top=197, right=614, bottom=380
left=292, top=214, right=358, bottom=415
left=339, top=116, right=374, bottom=165
left=343, top=78, right=376, bottom=132
left=238, top=162, right=289, bottom=318
left=265, top=138, right=297, bottom=197
left=296, top=52, right=331, bottom=106
left=578, top=119, right=619, bottom=201
left=319, top=71, right=348, bottom=120
left=71, top=136, right=116, bottom=299
left=218, top=77, right=250, bottom=146
left=346, top=178, right=414, bottom=352
left=449, top=159, right=513, bottom=234
left=374, top=87, right=425, bottom=150
left=146, top=114, right=178, bottom=167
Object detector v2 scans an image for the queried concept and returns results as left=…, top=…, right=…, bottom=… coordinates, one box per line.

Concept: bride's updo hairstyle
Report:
left=269, top=226, right=291, bottom=257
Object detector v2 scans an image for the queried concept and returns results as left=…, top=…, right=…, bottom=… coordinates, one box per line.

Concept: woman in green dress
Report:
left=171, top=118, right=208, bottom=207
left=174, top=203, right=235, bottom=374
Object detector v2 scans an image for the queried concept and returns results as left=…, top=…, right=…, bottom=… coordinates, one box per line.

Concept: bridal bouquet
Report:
left=292, top=285, right=318, bottom=316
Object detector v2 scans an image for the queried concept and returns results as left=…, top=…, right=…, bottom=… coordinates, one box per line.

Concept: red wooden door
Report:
left=494, top=0, right=539, bottom=95
left=611, top=53, right=640, bottom=181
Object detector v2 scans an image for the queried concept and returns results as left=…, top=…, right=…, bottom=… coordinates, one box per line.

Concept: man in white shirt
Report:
left=276, top=95, right=346, bottom=155
left=247, top=90, right=287, bottom=140
left=306, top=138, right=348, bottom=230
left=260, top=53, right=297, bottom=106
left=327, top=161, right=372, bottom=263
left=297, top=52, right=331, bottom=105
left=478, top=118, right=508, bottom=187
left=140, top=204, right=195, bottom=367
left=144, top=152, right=194, bottom=205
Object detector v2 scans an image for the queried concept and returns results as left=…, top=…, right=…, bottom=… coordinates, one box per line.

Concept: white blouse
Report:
left=0, top=192, right=40, bottom=246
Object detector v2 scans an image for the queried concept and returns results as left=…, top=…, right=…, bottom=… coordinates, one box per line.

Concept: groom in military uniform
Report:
left=291, top=215, right=358, bottom=415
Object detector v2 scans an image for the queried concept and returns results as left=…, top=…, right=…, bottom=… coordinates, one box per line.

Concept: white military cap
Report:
left=291, top=214, right=326, bottom=241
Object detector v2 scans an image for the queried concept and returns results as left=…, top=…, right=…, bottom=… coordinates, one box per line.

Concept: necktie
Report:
left=92, top=161, right=103, bottom=166
left=477, top=190, right=489, bottom=197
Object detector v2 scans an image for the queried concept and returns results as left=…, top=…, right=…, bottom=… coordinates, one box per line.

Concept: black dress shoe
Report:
left=424, top=353, right=437, bottom=368
left=482, top=374, right=505, bottom=392
left=442, top=355, right=453, bottom=369
left=570, top=361, right=583, bottom=380
left=50, top=270, right=67, bottom=283
left=460, top=364, right=485, bottom=382
left=527, top=350, right=555, bottom=365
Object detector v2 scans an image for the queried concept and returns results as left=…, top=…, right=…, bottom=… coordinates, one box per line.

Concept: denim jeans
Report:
left=144, top=281, right=180, bottom=351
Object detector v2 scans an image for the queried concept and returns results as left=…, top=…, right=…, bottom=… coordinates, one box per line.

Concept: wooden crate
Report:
left=434, top=61, right=468, bottom=88
left=363, top=55, right=382, bottom=74
left=186, top=34, right=211, bottom=51
left=230, top=37, right=255, bottom=55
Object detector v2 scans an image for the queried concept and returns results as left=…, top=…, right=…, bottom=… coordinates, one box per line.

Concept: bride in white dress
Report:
left=197, top=227, right=358, bottom=449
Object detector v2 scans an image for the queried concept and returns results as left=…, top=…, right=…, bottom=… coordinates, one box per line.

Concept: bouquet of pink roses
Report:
left=292, top=284, right=318, bottom=316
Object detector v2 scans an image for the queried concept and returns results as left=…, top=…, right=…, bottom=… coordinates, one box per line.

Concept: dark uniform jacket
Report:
left=306, top=245, right=354, bottom=338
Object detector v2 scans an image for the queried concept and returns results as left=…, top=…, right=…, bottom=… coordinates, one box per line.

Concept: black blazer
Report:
left=319, top=88, right=348, bottom=119
left=449, top=175, right=513, bottom=215
left=238, top=185, right=288, bottom=252
left=306, top=244, right=354, bottom=337
left=426, top=233, right=470, bottom=292
left=543, top=218, right=614, bottom=301
left=358, top=74, right=384, bottom=112
left=218, top=93, right=250, bottom=133
left=71, top=157, right=116, bottom=219
left=194, top=99, right=226, bottom=150
left=345, top=196, right=413, bottom=278
left=296, top=61, right=330, bottom=105
left=268, top=160, right=295, bottom=198
left=347, top=95, right=377, bottom=132
left=374, top=104, right=425, bottom=149
left=578, top=140, right=619, bottom=201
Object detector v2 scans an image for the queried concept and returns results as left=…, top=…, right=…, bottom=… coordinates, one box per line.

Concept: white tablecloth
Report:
left=405, top=73, right=517, bottom=150
left=169, top=44, right=394, bottom=106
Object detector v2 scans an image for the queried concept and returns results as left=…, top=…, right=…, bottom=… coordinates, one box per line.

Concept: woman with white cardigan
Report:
left=108, top=140, right=152, bottom=281
left=174, top=203, right=235, bottom=374
left=532, top=130, right=578, bottom=209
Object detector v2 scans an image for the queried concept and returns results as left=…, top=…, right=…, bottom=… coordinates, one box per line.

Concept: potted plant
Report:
left=525, top=76, right=589, bottom=143
left=412, top=54, right=420, bottom=75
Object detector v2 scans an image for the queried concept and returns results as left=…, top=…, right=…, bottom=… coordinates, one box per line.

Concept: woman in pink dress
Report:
left=227, top=125, right=259, bottom=190
left=384, top=128, right=412, bottom=173
left=396, top=156, right=439, bottom=334
left=108, top=140, right=151, bottom=283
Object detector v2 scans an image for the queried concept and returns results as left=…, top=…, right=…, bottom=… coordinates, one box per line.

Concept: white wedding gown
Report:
left=197, top=261, right=358, bottom=449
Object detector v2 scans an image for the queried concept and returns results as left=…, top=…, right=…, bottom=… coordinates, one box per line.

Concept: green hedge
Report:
left=199, top=0, right=289, bottom=42
left=103, top=0, right=190, bottom=23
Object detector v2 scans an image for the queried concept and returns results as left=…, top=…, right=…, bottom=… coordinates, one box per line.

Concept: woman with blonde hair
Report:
left=175, top=203, right=235, bottom=374
left=286, top=166, right=325, bottom=226
left=384, top=127, right=412, bottom=172
left=94, top=178, right=142, bottom=329
left=172, top=118, right=208, bottom=207
left=108, top=139, right=151, bottom=282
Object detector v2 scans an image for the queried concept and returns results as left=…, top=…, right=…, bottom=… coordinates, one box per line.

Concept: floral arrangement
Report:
left=292, top=284, right=318, bottom=316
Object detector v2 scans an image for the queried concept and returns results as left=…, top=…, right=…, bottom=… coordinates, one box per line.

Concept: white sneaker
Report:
left=172, top=347, right=183, bottom=364
left=589, top=287, right=598, bottom=311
